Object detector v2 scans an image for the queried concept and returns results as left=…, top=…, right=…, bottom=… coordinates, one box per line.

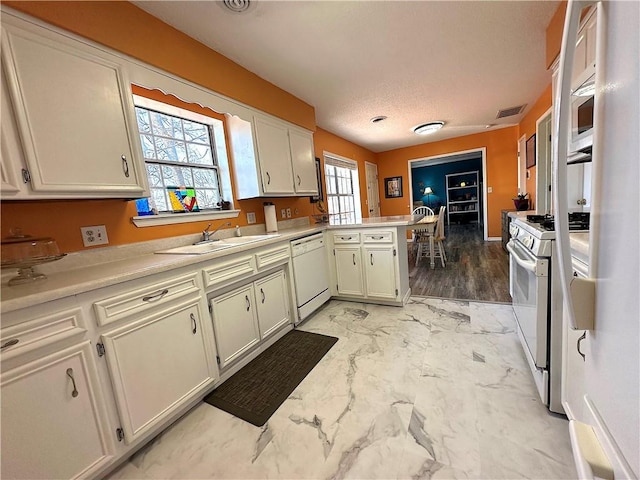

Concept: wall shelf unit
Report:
left=446, top=170, right=481, bottom=226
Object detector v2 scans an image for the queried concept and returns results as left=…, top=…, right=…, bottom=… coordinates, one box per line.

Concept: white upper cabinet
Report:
left=254, top=115, right=295, bottom=195
left=288, top=128, right=317, bottom=194
left=571, top=7, right=597, bottom=85
left=227, top=112, right=318, bottom=199
left=0, top=13, right=148, bottom=199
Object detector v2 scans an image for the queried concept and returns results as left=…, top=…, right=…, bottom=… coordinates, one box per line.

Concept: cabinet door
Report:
left=210, top=284, right=260, bottom=368
left=334, top=246, right=365, bottom=297
left=253, top=116, right=294, bottom=194
left=101, top=301, right=214, bottom=443
left=1, top=22, right=146, bottom=197
left=0, top=61, right=27, bottom=198
left=255, top=270, right=290, bottom=339
left=584, top=9, right=597, bottom=71
left=572, top=28, right=587, bottom=85
left=289, top=129, right=318, bottom=194
left=1, top=341, right=112, bottom=479
left=363, top=245, right=398, bottom=300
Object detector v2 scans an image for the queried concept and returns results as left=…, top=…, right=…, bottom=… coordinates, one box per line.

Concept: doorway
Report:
left=365, top=161, right=380, bottom=217
left=408, top=148, right=488, bottom=241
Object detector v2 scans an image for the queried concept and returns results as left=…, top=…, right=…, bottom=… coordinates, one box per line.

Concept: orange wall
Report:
left=546, top=1, right=568, bottom=68
left=3, top=1, right=315, bottom=131
left=377, top=127, right=519, bottom=238
left=313, top=128, right=379, bottom=220
left=518, top=84, right=553, bottom=209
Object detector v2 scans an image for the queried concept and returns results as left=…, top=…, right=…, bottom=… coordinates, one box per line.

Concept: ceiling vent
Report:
left=222, top=0, right=252, bottom=14
left=496, top=104, right=527, bottom=119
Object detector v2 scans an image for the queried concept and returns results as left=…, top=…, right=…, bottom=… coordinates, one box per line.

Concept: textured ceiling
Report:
left=134, top=1, right=559, bottom=153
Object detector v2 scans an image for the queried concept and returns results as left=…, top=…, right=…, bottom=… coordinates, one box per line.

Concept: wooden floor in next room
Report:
left=409, top=224, right=511, bottom=303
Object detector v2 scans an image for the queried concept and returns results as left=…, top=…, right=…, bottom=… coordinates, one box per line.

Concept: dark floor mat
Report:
left=204, top=330, right=338, bottom=426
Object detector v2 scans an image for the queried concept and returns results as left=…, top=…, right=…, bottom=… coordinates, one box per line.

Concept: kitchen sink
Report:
left=220, top=234, right=280, bottom=245
left=155, top=242, right=234, bottom=255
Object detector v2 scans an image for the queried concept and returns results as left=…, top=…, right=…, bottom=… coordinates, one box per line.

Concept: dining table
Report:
left=411, top=214, right=439, bottom=269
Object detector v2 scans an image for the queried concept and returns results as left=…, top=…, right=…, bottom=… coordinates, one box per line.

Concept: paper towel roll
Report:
left=264, top=203, right=278, bottom=232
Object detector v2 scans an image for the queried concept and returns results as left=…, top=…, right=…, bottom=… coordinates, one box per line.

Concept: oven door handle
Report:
left=506, top=241, right=548, bottom=277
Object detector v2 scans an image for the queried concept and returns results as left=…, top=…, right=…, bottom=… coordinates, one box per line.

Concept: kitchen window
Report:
left=324, top=154, right=362, bottom=225
left=134, top=104, right=222, bottom=212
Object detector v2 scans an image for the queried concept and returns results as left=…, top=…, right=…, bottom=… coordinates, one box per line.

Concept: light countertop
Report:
left=1, top=216, right=419, bottom=314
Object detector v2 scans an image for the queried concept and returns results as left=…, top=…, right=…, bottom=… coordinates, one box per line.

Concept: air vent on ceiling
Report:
left=222, top=0, right=252, bottom=13
left=496, top=104, right=527, bottom=119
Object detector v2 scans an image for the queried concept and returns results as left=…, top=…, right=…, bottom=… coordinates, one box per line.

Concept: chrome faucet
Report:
left=201, top=222, right=231, bottom=243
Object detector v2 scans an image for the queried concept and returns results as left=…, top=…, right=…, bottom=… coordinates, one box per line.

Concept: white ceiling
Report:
left=133, top=0, right=559, bottom=153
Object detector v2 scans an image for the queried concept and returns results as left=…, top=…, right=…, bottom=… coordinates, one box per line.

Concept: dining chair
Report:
left=412, top=206, right=435, bottom=265
left=432, top=206, right=447, bottom=267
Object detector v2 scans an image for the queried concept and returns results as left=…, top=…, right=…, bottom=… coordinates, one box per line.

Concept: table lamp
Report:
left=423, top=186, right=433, bottom=208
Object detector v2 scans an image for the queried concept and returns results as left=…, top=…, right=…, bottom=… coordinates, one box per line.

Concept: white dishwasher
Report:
left=291, top=233, right=331, bottom=323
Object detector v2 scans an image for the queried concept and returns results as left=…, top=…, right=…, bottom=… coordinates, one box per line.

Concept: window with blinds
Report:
left=324, top=155, right=362, bottom=225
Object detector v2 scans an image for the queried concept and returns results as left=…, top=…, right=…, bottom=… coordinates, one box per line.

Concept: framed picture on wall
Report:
left=526, top=134, right=536, bottom=168
left=384, top=176, right=403, bottom=198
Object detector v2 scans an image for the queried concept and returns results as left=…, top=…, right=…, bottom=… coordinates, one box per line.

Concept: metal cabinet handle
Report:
left=190, top=313, right=197, bottom=334
left=370, top=253, right=374, bottom=265
left=142, top=289, right=169, bottom=302
left=121, top=155, right=130, bottom=178
left=260, top=288, right=265, bottom=303
left=266, top=172, right=271, bottom=185
left=371, top=235, right=384, bottom=240
left=66, top=368, right=79, bottom=398
left=352, top=253, right=356, bottom=265
left=341, top=236, right=353, bottom=241
left=1, top=338, right=19, bottom=350
left=21, top=168, right=31, bottom=184
left=577, top=332, right=586, bottom=361
left=245, top=295, right=251, bottom=311
left=297, top=174, right=301, bottom=185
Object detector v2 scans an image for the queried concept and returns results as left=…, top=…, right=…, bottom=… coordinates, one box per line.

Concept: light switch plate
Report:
left=80, top=225, right=109, bottom=247
left=247, top=212, right=256, bottom=224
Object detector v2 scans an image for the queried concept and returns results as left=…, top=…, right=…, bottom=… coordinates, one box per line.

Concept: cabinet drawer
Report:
left=332, top=232, right=361, bottom=244
left=363, top=231, right=394, bottom=243
left=1, top=308, right=86, bottom=363
left=93, top=273, right=201, bottom=327
left=256, top=245, right=290, bottom=270
left=203, top=254, right=256, bottom=290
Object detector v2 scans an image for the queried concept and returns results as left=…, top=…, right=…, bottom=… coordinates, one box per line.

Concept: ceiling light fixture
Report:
left=413, top=121, right=445, bottom=135
left=370, top=116, right=387, bottom=123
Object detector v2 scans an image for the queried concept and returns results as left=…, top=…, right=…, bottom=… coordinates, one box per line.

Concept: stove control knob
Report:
left=523, top=235, right=534, bottom=248
left=509, top=224, right=519, bottom=237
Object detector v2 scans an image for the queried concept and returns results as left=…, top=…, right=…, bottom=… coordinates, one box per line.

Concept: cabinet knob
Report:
left=121, top=155, right=130, bottom=178
left=66, top=368, right=79, bottom=398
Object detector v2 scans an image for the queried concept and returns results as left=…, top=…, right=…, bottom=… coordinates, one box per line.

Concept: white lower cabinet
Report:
left=100, top=298, right=216, bottom=443
left=363, top=245, right=397, bottom=300
left=1, top=341, right=112, bottom=479
left=334, top=246, right=365, bottom=297
left=255, top=270, right=290, bottom=338
left=331, top=229, right=402, bottom=302
left=210, top=269, right=290, bottom=368
left=210, top=284, right=260, bottom=368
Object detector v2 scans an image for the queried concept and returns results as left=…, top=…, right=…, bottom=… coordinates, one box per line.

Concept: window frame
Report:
left=324, top=153, right=362, bottom=225
left=131, top=94, right=239, bottom=227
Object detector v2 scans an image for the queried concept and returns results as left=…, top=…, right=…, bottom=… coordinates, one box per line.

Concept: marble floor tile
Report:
left=107, top=298, right=576, bottom=480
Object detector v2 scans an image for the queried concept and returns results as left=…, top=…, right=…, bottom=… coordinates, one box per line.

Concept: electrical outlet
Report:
left=247, top=212, right=256, bottom=224
left=281, top=209, right=287, bottom=219
left=487, top=186, right=493, bottom=193
left=80, top=225, right=109, bottom=247
left=286, top=208, right=292, bottom=218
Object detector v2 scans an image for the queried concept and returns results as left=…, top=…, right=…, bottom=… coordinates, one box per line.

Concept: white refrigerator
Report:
left=553, top=1, right=639, bottom=478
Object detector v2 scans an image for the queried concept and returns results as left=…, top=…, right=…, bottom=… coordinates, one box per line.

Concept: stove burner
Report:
left=525, top=213, right=590, bottom=231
